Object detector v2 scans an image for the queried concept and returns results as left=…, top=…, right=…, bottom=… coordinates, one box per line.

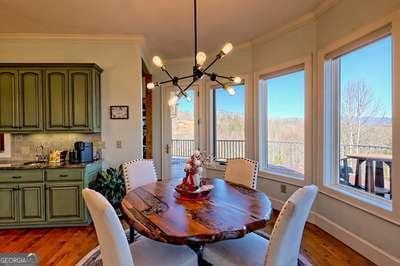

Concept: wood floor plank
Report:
left=0, top=211, right=375, bottom=266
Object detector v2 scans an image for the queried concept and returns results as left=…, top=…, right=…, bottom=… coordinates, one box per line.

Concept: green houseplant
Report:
left=89, top=166, right=126, bottom=216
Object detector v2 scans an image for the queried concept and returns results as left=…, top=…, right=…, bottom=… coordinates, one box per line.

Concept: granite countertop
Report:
left=0, top=160, right=101, bottom=170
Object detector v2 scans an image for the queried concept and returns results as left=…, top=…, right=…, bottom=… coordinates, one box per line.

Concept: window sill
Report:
left=321, top=183, right=400, bottom=226
left=258, top=169, right=305, bottom=187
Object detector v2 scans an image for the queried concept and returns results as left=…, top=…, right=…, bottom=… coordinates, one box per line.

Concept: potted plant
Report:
left=89, top=166, right=126, bottom=216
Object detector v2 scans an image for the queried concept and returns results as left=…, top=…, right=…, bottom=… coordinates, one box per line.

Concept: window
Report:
left=324, top=30, right=393, bottom=201
left=212, top=84, right=245, bottom=161
left=259, top=66, right=306, bottom=179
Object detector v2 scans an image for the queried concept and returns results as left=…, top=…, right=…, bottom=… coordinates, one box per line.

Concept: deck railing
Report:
left=172, top=139, right=391, bottom=162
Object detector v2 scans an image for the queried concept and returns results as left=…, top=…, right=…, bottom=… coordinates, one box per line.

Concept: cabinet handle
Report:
left=59, top=174, right=68, bottom=178
left=12, top=176, right=22, bottom=179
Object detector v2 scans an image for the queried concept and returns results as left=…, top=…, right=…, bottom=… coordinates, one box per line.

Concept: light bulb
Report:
left=146, top=82, right=155, bottom=89
left=196, top=51, right=207, bottom=66
left=225, top=86, right=236, bottom=96
left=152, top=56, right=164, bottom=68
left=233, top=76, right=242, bottom=84
left=221, top=42, right=233, bottom=55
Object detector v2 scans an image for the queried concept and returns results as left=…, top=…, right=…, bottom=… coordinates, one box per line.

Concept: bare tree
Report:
left=341, top=80, right=384, bottom=154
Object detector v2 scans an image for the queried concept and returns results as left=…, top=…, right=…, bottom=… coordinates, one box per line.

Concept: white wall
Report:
left=0, top=36, right=144, bottom=167
left=152, top=0, right=400, bottom=264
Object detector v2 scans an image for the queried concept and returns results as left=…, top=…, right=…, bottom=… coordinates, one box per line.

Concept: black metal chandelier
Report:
left=146, top=0, right=241, bottom=106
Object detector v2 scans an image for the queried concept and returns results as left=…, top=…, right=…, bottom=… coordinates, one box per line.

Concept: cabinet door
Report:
left=0, top=69, right=19, bottom=130
left=0, top=184, right=18, bottom=224
left=46, top=182, right=84, bottom=223
left=19, top=70, right=43, bottom=131
left=69, top=70, right=92, bottom=131
left=45, top=69, right=69, bottom=130
left=92, top=70, right=101, bottom=132
left=19, top=183, right=45, bottom=223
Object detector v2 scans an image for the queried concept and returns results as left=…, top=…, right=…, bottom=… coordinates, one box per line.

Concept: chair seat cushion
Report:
left=131, top=237, right=198, bottom=266
left=203, top=233, right=269, bottom=266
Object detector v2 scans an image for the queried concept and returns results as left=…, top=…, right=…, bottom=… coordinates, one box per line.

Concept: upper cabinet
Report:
left=0, top=64, right=102, bottom=133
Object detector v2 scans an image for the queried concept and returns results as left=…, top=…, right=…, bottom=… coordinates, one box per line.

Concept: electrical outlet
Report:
left=116, top=140, right=122, bottom=149
left=280, top=184, right=287, bottom=193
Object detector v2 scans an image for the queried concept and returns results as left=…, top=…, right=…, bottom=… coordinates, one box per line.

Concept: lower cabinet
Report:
left=0, top=183, right=45, bottom=224
left=0, top=162, right=101, bottom=228
left=0, top=184, right=18, bottom=224
left=19, top=183, right=45, bottom=223
left=46, top=182, right=84, bottom=223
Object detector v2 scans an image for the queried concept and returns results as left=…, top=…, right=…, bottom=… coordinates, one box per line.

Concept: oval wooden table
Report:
left=122, top=177, right=272, bottom=264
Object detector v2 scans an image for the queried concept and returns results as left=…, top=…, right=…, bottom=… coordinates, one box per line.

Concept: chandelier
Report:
left=146, top=0, right=241, bottom=107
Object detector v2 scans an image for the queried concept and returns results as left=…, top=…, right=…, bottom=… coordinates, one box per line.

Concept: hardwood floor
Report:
left=0, top=212, right=374, bottom=266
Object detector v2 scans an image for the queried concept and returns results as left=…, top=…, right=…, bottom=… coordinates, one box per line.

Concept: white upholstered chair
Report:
left=224, top=158, right=259, bottom=189
left=122, top=159, right=157, bottom=192
left=82, top=188, right=197, bottom=266
left=203, top=185, right=318, bottom=266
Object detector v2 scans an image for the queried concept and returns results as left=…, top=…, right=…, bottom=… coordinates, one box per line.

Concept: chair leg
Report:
left=129, top=225, right=135, bottom=243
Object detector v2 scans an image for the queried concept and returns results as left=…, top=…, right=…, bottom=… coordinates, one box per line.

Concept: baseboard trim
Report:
left=269, top=197, right=400, bottom=266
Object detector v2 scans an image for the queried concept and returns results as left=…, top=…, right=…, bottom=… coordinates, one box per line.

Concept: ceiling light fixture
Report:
left=147, top=0, right=241, bottom=107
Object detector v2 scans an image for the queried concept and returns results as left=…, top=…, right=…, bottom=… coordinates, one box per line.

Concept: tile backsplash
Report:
left=10, top=133, right=102, bottom=161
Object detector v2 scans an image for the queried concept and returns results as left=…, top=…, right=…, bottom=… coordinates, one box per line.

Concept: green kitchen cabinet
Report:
left=0, top=69, right=19, bottom=130
left=19, top=183, right=45, bottom=223
left=69, top=69, right=92, bottom=131
left=19, top=69, right=43, bottom=131
left=46, top=181, right=84, bottom=223
left=0, top=69, right=43, bottom=131
left=44, top=69, right=69, bottom=130
left=0, top=184, right=18, bottom=224
left=0, top=63, right=102, bottom=133
left=0, top=161, right=101, bottom=228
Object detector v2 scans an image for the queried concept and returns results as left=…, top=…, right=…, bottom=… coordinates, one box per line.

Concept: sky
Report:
left=177, top=35, right=392, bottom=118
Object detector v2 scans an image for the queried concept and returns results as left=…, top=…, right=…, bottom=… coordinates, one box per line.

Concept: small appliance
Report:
left=73, top=141, right=93, bottom=163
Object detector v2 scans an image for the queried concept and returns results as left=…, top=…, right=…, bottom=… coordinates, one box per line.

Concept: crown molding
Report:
left=0, top=33, right=145, bottom=42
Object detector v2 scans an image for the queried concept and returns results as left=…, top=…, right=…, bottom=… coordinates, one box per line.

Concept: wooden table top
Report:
left=121, top=177, right=272, bottom=245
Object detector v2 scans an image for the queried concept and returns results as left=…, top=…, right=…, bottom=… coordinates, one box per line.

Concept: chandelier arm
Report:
left=159, top=79, right=174, bottom=85
left=175, top=83, right=189, bottom=98
left=215, top=74, right=234, bottom=81
left=181, top=79, right=196, bottom=95
left=178, top=74, right=196, bottom=81
left=215, top=79, right=225, bottom=87
left=202, top=56, right=220, bottom=73
left=163, top=68, right=175, bottom=81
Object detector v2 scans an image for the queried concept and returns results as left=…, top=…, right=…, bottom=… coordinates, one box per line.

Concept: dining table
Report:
left=121, top=177, right=272, bottom=264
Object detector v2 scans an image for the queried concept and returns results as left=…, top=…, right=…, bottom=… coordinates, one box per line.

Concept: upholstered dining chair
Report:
left=82, top=188, right=197, bottom=266
left=224, top=158, right=259, bottom=189
left=122, top=159, right=157, bottom=193
left=203, top=185, right=318, bottom=266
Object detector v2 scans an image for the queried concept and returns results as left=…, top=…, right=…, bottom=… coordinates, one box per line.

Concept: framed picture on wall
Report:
left=110, top=105, right=129, bottom=119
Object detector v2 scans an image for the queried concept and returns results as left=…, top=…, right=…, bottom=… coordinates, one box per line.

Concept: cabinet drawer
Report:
left=46, top=169, right=83, bottom=181
left=0, top=170, right=43, bottom=183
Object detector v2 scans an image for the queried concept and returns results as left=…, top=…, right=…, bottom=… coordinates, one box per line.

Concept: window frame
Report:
left=255, top=56, right=313, bottom=186
left=317, top=16, right=400, bottom=224
left=206, top=76, right=251, bottom=164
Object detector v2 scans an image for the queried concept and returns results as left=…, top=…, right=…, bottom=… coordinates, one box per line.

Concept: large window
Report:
left=324, top=31, right=393, bottom=201
left=212, top=84, right=245, bottom=161
left=260, top=66, right=305, bottom=179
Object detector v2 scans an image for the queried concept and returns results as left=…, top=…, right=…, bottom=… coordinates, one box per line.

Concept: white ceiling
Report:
left=0, top=0, right=325, bottom=59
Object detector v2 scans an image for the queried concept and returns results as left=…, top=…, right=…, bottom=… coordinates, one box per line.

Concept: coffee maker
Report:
left=71, top=142, right=93, bottom=163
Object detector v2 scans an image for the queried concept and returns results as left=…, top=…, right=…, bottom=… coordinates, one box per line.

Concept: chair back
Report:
left=224, top=158, right=258, bottom=189
left=82, top=188, right=133, bottom=266
left=122, top=159, right=157, bottom=192
left=265, top=185, right=318, bottom=266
